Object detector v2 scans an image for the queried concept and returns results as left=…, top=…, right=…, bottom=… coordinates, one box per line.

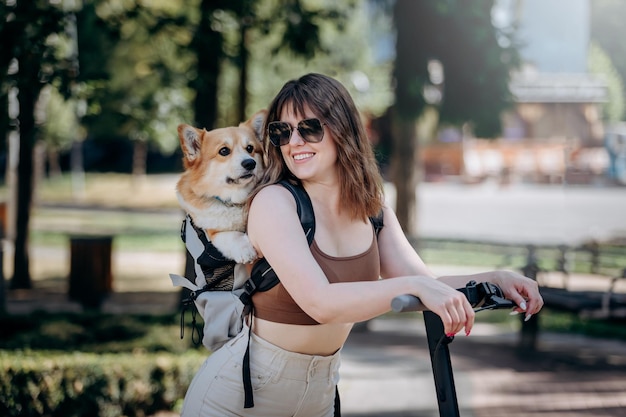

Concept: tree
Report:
left=392, top=0, right=519, bottom=234
left=588, top=42, right=624, bottom=123
left=0, top=1, right=70, bottom=289
left=591, top=0, right=626, bottom=121
left=192, top=0, right=363, bottom=128
left=80, top=0, right=194, bottom=177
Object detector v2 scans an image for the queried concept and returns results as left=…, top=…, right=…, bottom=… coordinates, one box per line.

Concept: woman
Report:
left=181, top=73, right=543, bottom=416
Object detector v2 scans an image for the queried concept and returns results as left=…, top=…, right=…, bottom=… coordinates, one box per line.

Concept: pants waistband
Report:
left=236, top=323, right=341, bottom=382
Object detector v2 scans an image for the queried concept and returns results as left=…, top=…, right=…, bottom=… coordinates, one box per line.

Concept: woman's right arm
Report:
left=247, top=187, right=473, bottom=335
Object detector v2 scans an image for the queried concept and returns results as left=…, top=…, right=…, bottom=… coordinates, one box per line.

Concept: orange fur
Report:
left=175, top=110, right=266, bottom=264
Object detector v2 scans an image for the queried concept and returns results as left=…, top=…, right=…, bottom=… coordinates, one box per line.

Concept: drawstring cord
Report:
left=180, top=295, right=203, bottom=346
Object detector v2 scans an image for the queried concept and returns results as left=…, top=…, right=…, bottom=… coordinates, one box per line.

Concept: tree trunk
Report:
left=71, top=138, right=85, bottom=201
left=47, top=145, right=62, bottom=178
left=11, top=70, right=39, bottom=289
left=33, top=140, right=46, bottom=203
left=237, top=22, right=249, bottom=123
left=392, top=0, right=428, bottom=238
left=5, top=130, right=19, bottom=241
left=192, top=0, right=224, bottom=129
left=390, top=109, right=419, bottom=236
left=131, top=139, right=147, bottom=190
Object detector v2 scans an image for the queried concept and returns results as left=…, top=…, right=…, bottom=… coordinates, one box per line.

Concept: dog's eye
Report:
left=219, top=147, right=230, bottom=156
left=246, top=145, right=255, bottom=154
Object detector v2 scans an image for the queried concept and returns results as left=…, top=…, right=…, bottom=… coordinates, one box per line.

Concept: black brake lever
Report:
left=460, top=280, right=515, bottom=311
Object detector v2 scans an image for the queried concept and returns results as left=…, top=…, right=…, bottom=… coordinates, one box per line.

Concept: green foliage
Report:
left=79, top=0, right=195, bottom=154
left=591, top=0, right=626, bottom=121
left=0, top=350, right=203, bottom=417
left=540, top=311, right=626, bottom=341
left=70, top=0, right=390, bottom=158
left=588, top=42, right=625, bottom=123
left=0, top=311, right=207, bottom=416
left=244, top=0, right=393, bottom=121
left=39, top=85, right=80, bottom=150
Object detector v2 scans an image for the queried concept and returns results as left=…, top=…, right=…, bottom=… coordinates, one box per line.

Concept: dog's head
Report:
left=177, top=110, right=266, bottom=207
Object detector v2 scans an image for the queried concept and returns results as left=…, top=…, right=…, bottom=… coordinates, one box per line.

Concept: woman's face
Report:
left=278, top=106, right=338, bottom=183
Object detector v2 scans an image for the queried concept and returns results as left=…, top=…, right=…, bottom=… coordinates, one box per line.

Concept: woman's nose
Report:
left=289, top=128, right=306, bottom=145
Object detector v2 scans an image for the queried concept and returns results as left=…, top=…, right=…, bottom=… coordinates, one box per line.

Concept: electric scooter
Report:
left=391, top=281, right=515, bottom=417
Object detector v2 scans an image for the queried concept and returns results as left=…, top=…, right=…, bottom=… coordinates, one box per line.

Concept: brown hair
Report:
left=249, top=73, right=384, bottom=221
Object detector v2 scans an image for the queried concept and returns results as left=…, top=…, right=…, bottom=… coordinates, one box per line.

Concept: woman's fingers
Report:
left=497, top=272, right=544, bottom=320
left=439, top=294, right=474, bottom=336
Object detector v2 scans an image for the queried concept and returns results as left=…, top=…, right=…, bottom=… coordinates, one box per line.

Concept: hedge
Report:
left=0, top=350, right=205, bottom=417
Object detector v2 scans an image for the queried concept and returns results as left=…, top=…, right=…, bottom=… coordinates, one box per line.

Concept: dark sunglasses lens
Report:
left=297, top=119, right=324, bottom=143
left=268, top=122, right=292, bottom=147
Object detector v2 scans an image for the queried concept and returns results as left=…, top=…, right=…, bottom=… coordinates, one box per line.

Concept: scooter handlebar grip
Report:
left=391, top=294, right=426, bottom=312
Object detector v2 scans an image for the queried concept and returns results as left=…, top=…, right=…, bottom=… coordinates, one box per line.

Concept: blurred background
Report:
left=1, top=1, right=626, bottom=416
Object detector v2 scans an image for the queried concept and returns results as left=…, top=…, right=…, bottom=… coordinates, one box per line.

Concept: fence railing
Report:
left=412, top=237, right=626, bottom=279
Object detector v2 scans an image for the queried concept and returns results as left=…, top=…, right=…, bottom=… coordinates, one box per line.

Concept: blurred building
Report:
left=424, top=0, right=613, bottom=185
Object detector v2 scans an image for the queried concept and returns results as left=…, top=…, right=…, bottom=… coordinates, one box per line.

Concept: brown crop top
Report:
left=252, top=231, right=380, bottom=325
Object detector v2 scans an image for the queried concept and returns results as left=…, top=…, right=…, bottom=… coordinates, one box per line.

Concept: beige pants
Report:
left=181, top=324, right=341, bottom=417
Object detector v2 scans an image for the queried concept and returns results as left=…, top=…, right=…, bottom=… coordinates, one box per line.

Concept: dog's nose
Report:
left=241, top=158, right=256, bottom=171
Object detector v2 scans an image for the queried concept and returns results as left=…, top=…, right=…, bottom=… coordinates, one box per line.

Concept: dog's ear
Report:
left=243, top=110, right=267, bottom=141
left=178, top=124, right=203, bottom=162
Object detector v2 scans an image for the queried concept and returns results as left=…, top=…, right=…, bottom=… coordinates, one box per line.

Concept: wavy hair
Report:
left=249, top=73, right=384, bottom=221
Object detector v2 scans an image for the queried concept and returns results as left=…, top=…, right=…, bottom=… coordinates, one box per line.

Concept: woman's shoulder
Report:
left=250, top=183, right=298, bottom=214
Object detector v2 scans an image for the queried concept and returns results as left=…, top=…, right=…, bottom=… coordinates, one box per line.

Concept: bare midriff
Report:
left=251, top=316, right=353, bottom=356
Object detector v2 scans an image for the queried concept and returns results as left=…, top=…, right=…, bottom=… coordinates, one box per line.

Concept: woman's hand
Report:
left=415, top=278, right=476, bottom=337
left=489, top=270, right=544, bottom=321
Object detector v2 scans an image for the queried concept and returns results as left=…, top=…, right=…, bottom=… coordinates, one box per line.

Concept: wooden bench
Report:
left=518, top=243, right=626, bottom=350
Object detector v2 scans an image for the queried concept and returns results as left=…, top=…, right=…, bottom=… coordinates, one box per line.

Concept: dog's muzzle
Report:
left=227, top=158, right=258, bottom=184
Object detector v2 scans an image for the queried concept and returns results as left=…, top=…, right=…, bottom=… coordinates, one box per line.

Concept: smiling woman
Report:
left=178, top=73, right=543, bottom=417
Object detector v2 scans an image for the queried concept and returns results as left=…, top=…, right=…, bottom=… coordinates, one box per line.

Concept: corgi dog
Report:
left=176, top=110, right=266, bottom=264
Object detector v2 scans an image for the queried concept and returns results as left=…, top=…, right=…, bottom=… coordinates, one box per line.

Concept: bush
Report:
left=0, top=350, right=204, bottom=417
left=0, top=312, right=208, bottom=416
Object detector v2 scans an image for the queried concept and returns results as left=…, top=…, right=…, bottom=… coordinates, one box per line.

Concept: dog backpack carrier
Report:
left=169, top=180, right=383, bottom=411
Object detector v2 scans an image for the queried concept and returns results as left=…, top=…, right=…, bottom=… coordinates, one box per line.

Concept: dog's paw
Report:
left=211, top=231, right=258, bottom=264
left=231, top=243, right=258, bottom=264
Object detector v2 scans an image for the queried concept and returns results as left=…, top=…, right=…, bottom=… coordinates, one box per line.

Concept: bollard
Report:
left=68, top=235, right=113, bottom=309
left=519, top=245, right=540, bottom=352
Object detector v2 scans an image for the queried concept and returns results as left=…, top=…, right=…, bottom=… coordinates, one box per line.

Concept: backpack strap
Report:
left=278, top=180, right=316, bottom=245
left=241, top=180, right=315, bottom=409
left=370, top=209, right=384, bottom=237
left=240, top=180, right=314, bottom=305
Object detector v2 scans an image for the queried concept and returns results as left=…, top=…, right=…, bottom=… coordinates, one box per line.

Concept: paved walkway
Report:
left=341, top=318, right=626, bottom=417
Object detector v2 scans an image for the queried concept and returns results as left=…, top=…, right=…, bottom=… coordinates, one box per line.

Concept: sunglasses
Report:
left=267, top=118, right=326, bottom=147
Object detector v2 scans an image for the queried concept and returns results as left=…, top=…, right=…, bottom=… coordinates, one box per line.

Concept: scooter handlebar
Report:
left=391, top=294, right=426, bottom=312
left=391, top=281, right=515, bottom=313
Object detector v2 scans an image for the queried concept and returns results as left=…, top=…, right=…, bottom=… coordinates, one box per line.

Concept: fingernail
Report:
left=524, top=313, right=533, bottom=322
left=520, top=302, right=527, bottom=311
left=465, top=329, right=471, bottom=336
left=509, top=310, right=520, bottom=316
left=446, top=332, right=456, bottom=337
